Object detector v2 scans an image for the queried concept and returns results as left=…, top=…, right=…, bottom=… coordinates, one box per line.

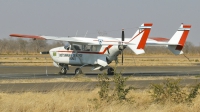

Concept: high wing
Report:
left=9, top=34, right=99, bottom=45
left=10, top=23, right=153, bottom=55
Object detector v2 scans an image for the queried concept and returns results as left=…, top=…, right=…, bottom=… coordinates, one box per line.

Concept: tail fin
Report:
left=128, top=23, right=153, bottom=54
left=167, top=24, right=191, bottom=55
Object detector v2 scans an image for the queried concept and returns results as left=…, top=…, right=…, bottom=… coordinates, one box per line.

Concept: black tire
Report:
left=107, top=67, right=114, bottom=75
left=75, top=68, right=82, bottom=75
left=60, top=68, right=67, bottom=75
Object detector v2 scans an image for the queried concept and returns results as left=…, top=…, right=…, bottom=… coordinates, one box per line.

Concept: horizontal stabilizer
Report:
left=168, top=45, right=183, bottom=55
left=128, top=45, right=145, bottom=55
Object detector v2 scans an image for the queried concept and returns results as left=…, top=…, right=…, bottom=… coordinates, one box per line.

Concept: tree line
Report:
left=0, top=38, right=199, bottom=55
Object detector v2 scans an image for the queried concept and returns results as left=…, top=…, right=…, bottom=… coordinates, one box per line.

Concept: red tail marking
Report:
left=137, top=29, right=151, bottom=49
left=183, top=25, right=191, bottom=28
left=175, top=30, right=189, bottom=50
left=144, top=23, right=153, bottom=26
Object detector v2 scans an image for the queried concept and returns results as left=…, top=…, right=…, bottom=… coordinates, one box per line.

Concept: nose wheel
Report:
left=75, top=68, right=83, bottom=75
left=60, top=67, right=67, bottom=75
left=107, top=67, right=114, bottom=75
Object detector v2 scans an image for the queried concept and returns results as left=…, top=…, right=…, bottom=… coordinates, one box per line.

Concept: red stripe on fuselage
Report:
left=57, top=45, right=113, bottom=54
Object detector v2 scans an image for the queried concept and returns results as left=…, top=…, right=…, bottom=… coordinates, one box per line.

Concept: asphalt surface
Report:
left=0, top=66, right=200, bottom=79
left=0, top=65, right=200, bottom=92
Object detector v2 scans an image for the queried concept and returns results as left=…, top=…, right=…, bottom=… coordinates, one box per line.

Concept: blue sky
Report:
left=0, top=1, right=199, bottom=45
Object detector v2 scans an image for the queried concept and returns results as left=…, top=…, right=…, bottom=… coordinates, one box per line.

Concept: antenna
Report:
left=75, top=30, right=78, bottom=37
left=97, top=30, right=107, bottom=36
left=84, top=30, right=88, bottom=37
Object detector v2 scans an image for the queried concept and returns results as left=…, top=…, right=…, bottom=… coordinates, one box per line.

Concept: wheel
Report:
left=75, top=68, right=82, bottom=75
left=60, top=68, right=67, bottom=75
left=107, top=67, right=114, bottom=75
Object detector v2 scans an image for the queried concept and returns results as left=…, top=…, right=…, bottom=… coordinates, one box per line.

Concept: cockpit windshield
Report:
left=64, top=44, right=101, bottom=52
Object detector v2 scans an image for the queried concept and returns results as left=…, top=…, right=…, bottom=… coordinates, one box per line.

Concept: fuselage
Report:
left=49, top=45, right=122, bottom=67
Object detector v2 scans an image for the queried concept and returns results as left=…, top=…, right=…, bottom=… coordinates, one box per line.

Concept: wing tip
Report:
left=9, top=34, right=45, bottom=39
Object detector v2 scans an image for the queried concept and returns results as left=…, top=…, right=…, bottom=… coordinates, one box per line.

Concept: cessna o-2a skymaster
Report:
left=10, top=23, right=191, bottom=75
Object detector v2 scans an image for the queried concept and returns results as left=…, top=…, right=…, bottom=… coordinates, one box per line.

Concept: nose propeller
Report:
left=40, top=51, right=49, bottom=54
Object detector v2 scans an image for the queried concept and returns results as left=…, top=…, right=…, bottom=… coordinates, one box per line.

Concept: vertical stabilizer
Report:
left=128, top=23, right=153, bottom=54
left=168, top=24, right=191, bottom=55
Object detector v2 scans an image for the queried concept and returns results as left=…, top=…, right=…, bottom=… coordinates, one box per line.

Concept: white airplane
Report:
left=10, top=23, right=152, bottom=75
left=10, top=23, right=191, bottom=75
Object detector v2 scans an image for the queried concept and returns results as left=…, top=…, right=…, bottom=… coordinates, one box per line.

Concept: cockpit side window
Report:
left=71, top=45, right=81, bottom=51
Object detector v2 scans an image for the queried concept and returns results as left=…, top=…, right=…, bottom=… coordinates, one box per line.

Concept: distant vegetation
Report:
left=0, top=38, right=199, bottom=55
left=0, top=38, right=64, bottom=54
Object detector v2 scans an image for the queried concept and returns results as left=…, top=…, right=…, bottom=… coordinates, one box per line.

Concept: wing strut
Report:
left=71, top=44, right=83, bottom=64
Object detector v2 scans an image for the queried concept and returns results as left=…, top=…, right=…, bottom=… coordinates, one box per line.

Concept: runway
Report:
left=0, top=65, right=199, bottom=92
left=0, top=66, right=200, bottom=79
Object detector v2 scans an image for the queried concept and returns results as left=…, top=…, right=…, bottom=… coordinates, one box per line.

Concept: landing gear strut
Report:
left=60, top=67, right=67, bottom=75
left=75, top=68, right=83, bottom=75
left=107, top=67, right=114, bottom=75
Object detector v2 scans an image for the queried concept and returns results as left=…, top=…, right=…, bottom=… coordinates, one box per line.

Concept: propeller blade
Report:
left=40, top=51, right=49, bottom=54
left=122, top=29, right=124, bottom=41
left=121, top=29, right=124, bottom=65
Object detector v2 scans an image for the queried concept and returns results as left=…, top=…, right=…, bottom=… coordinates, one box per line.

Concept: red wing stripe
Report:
left=149, top=37, right=170, bottom=42
left=10, top=34, right=45, bottom=40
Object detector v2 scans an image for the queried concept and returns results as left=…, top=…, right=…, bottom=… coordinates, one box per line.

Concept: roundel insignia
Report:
left=98, top=39, right=103, bottom=45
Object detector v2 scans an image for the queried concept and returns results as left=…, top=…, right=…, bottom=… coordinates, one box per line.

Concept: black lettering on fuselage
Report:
left=59, top=53, right=82, bottom=58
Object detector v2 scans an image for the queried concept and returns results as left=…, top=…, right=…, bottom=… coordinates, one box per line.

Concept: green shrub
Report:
left=150, top=78, right=200, bottom=104
left=97, top=68, right=134, bottom=102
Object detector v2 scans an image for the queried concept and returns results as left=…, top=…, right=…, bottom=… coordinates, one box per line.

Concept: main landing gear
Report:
left=59, top=67, right=83, bottom=75
left=59, top=65, right=114, bottom=75
left=75, top=68, right=83, bottom=75
left=107, top=67, right=114, bottom=75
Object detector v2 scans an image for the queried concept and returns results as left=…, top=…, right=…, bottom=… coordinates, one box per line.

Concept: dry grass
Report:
left=0, top=89, right=200, bottom=112
left=0, top=54, right=200, bottom=66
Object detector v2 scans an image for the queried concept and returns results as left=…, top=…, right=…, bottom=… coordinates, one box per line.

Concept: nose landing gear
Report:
left=60, top=67, right=67, bottom=75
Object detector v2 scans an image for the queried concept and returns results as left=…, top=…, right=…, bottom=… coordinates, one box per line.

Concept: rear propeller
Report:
left=121, top=29, right=125, bottom=65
